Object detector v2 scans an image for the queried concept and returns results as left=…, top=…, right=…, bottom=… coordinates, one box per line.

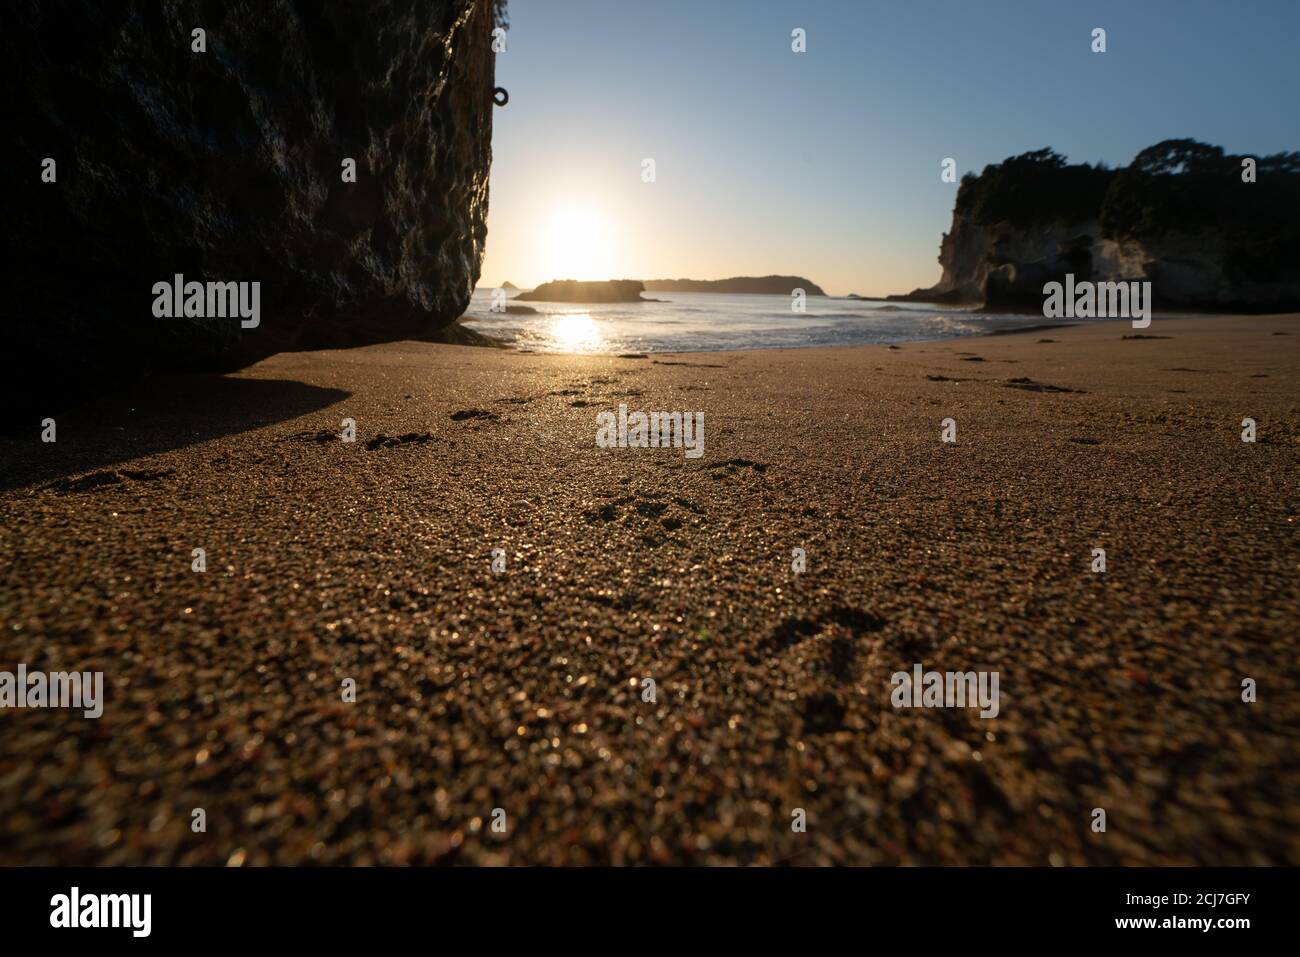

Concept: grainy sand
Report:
left=2, top=314, right=1297, bottom=865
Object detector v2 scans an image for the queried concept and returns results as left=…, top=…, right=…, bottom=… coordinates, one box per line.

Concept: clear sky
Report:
left=480, top=0, right=1299, bottom=296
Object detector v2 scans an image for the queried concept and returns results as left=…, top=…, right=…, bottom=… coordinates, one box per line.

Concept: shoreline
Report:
left=461, top=310, right=1298, bottom=357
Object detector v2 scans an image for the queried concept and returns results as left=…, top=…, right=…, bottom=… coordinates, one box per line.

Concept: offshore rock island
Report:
left=514, top=277, right=829, bottom=302
left=643, top=275, right=826, bottom=295
left=516, top=279, right=653, bottom=302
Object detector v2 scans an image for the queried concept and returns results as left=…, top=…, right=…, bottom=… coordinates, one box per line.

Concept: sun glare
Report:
left=537, top=204, right=616, bottom=281
left=549, top=312, right=602, bottom=352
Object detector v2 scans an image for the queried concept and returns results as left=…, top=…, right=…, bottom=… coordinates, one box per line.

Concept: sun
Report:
left=536, top=203, right=616, bottom=281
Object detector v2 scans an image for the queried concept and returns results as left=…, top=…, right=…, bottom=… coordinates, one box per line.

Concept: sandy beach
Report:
left=2, top=313, right=1297, bottom=865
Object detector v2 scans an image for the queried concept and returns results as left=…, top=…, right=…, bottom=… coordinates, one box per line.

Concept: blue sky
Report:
left=481, top=0, right=1300, bottom=295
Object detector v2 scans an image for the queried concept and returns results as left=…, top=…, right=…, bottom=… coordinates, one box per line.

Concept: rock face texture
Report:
left=4, top=0, right=497, bottom=418
left=905, top=218, right=1102, bottom=307
left=897, top=217, right=1300, bottom=312
left=892, top=142, right=1300, bottom=312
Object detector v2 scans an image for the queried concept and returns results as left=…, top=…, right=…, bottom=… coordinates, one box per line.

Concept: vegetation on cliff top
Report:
left=954, top=147, right=1112, bottom=228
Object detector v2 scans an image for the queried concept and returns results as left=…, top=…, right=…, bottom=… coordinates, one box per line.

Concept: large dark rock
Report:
left=3, top=0, right=497, bottom=419
left=642, top=276, right=827, bottom=296
left=517, top=280, right=650, bottom=303
left=890, top=141, right=1300, bottom=312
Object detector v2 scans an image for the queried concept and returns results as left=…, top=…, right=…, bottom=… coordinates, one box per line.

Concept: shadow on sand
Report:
left=0, top=374, right=350, bottom=493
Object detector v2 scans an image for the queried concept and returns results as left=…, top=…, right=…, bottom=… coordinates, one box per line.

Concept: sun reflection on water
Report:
left=549, top=312, right=602, bottom=352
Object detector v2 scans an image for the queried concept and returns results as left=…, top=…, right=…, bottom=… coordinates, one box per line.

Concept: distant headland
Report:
left=643, top=276, right=826, bottom=296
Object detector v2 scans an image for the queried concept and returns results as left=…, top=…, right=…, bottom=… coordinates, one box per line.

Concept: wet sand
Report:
left=2, top=314, right=1297, bottom=865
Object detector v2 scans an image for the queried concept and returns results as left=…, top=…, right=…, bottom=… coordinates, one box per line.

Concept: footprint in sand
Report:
left=1003, top=377, right=1084, bottom=394
left=759, top=605, right=889, bottom=733
left=450, top=408, right=500, bottom=422
left=766, top=605, right=886, bottom=656
left=582, top=491, right=706, bottom=547
left=705, top=458, right=770, bottom=481
left=365, top=432, right=434, bottom=450
left=46, top=467, right=176, bottom=494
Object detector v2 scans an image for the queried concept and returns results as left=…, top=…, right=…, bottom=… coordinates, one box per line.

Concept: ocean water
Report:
left=460, top=289, right=1064, bottom=354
